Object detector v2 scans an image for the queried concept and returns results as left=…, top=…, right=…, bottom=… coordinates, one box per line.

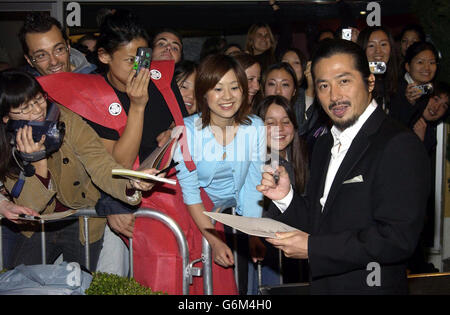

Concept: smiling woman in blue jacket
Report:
left=174, top=54, right=266, bottom=277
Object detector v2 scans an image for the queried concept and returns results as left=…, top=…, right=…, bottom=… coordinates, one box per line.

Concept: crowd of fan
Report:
left=0, top=3, right=448, bottom=295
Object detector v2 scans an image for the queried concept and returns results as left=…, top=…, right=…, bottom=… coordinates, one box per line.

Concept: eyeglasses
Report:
left=30, top=44, right=69, bottom=64
left=10, top=93, right=48, bottom=115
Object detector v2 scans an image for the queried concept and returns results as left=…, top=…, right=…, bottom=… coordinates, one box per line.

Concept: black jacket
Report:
left=270, top=106, right=430, bottom=294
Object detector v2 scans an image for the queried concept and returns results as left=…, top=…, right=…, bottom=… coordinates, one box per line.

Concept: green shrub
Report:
left=85, top=272, right=166, bottom=295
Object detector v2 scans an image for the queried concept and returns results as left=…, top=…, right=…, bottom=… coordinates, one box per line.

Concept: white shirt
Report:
left=274, top=99, right=378, bottom=212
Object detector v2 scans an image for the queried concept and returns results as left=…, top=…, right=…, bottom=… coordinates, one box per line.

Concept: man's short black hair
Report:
left=18, top=12, right=67, bottom=55
left=311, top=39, right=371, bottom=87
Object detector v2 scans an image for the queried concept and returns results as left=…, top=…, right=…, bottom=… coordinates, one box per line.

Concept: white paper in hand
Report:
left=112, top=169, right=176, bottom=185
left=203, top=212, right=298, bottom=238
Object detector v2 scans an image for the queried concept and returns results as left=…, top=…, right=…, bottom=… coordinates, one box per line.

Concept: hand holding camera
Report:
left=14, top=125, right=48, bottom=178
left=127, top=47, right=152, bottom=110
left=406, top=83, right=425, bottom=105
left=341, top=27, right=359, bottom=43
left=6, top=103, right=65, bottom=162
left=413, top=83, right=433, bottom=96
left=15, top=124, right=46, bottom=155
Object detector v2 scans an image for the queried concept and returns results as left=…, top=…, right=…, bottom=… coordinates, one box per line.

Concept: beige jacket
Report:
left=4, top=105, right=141, bottom=244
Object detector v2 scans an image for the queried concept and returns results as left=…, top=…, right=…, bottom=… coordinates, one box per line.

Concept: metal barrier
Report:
left=0, top=209, right=280, bottom=295
left=0, top=208, right=214, bottom=295
left=202, top=235, right=213, bottom=295
left=132, top=209, right=193, bottom=295
left=70, top=209, right=197, bottom=295
left=203, top=207, right=241, bottom=295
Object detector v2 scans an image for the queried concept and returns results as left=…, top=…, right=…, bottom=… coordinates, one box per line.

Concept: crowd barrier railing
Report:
left=0, top=208, right=215, bottom=295
left=0, top=207, right=249, bottom=295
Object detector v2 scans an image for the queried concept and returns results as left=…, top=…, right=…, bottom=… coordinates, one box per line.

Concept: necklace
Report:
left=209, top=124, right=238, bottom=160
left=210, top=124, right=238, bottom=146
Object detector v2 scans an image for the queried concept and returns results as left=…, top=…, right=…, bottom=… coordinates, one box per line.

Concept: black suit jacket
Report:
left=271, top=105, right=431, bottom=294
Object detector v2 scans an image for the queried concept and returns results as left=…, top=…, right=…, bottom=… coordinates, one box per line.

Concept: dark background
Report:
left=62, top=0, right=424, bottom=63
left=66, top=0, right=417, bottom=37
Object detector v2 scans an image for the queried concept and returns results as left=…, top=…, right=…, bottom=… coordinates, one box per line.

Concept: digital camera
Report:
left=6, top=103, right=65, bottom=161
left=341, top=28, right=352, bottom=41
left=369, top=61, right=387, bottom=74
left=133, top=47, right=152, bottom=76
left=414, top=83, right=433, bottom=95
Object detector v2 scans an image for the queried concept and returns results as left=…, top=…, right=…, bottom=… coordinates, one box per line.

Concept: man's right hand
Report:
left=107, top=213, right=135, bottom=238
left=256, top=165, right=291, bottom=201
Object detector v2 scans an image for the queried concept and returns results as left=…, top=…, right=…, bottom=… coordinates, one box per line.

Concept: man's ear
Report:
left=97, top=48, right=111, bottom=65
left=405, top=63, right=410, bottom=74
left=2, top=116, right=9, bottom=124
left=367, top=74, right=376, bottom=93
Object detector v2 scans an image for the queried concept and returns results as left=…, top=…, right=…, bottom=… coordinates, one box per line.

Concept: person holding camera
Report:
left=2, top=12, right=102, bottom=269
left=390, top=41, right=439, bottom=127
left=357, top=26, right=400, bottom=115
left=403, top=81, right=449, bottom=275
left=0, top=70, right=159, bottom=269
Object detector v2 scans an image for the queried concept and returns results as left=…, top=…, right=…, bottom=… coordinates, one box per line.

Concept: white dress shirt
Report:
left=274, top=99, right=378, bottom=212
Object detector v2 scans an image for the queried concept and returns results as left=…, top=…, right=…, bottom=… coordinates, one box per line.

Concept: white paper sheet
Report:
left=203, top=211, right=298, bottom=238
left=112, top=169, right=176, bottom=185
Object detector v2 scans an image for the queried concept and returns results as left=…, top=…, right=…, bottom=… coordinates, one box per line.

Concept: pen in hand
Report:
left=273, top=169, right=280, bottom=185
left=155, top=161, right=179, bottom=176
left=18, top=213, right=41, bottom=220
left=271, top=159, right=280, bottom=185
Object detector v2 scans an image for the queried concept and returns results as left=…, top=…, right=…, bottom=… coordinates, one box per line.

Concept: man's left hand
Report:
left=265, top=230, right=309, bottom=259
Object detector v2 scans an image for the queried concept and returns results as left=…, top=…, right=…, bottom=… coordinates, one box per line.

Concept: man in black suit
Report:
left=257, top=39, right=430, bottom=294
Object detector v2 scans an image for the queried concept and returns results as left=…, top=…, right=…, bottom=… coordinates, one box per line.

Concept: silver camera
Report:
left=341, top=28, right=352, bottom=41
left=414, top=83, right=433, bottom=95
left=369, top=61, right=387, bottom=74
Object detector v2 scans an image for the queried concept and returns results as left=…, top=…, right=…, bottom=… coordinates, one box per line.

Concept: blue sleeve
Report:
left=238, top=117, right=266, bottom=217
